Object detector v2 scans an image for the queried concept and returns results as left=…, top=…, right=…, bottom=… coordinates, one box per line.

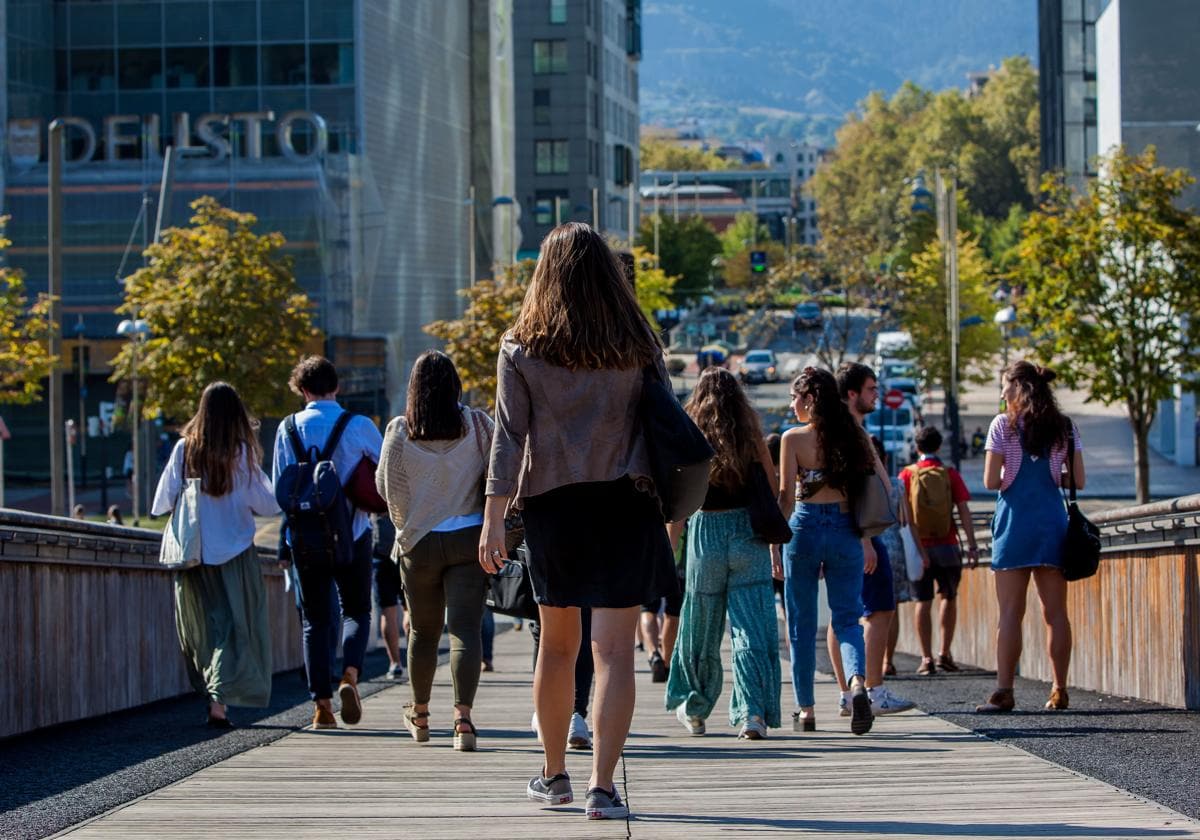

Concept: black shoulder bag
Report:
left=1060, top=424, right=1101, bottom=582
left=638, top=363, right=714, bottom=522
left=746, top=462, right=793, bottom=544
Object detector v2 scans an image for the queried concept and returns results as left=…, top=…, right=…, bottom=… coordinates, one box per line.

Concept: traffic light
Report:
left=749, top=250, right=767, bottom=274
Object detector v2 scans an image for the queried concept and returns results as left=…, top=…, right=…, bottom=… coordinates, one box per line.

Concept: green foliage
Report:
left=0, top=219, right=56, bottom=404
left=1016, top=146, right=1200, bottom=502
left=640, top=138, right=738, bottom=171
left=630, top=246, right=678, bottom=328
left=111, top=197, right=316, bottom=421
left=719, top=212, right=772, bottom=261
left=635, top=214, right=721, bottom=300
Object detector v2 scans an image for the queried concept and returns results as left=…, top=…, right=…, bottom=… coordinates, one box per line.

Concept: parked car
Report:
left=874, top=330, right=914, bottom=360
left=792, top=301, right=822, bottom=330
left=873, top=425, right=917, bottom=468
left=865, top=406, right=917, bottom=466
left=739, top=349, right=780, bottom=384
left=880, top=360, right=919, bottom=383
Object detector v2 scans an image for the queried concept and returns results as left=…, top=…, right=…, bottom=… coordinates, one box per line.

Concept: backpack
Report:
left=276, top=411, right=356, bottom=569
left=909, top=462, right=953, bottom=540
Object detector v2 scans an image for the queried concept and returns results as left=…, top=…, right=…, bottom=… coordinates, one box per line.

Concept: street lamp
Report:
left=116, top=318, right=150, bottom=524
left=994, top=304, right=1016, bottom=401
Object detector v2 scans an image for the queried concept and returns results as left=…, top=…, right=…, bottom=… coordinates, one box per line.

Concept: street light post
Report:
left=117, top=318, right=150, bottom=523
left=994, top=304, right=1016, bottom=404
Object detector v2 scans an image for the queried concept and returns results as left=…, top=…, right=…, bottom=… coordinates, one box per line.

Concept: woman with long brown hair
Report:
left=151, top=382, right=279, bottom=729
left=778, top=366, right=887, bottom=735
left=479, top=222, right=677, bottom=821
left=977, top=360, right=1085, bottom=712
left=665, top=368, right=782, bottom=740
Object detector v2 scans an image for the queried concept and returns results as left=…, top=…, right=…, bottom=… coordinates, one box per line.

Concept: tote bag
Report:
left=900, top=525, right=925, bottom=583
left=160, top=477, right=202, bottom=571
left=1060, top=427, right=1101, bottom=581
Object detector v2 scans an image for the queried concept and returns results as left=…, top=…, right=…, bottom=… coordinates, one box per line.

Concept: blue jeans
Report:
left=481, top=607, right=495, bottom=663
left=295, top=532, right=373, bottom=700
left=783, top=502, right=867, bottom=709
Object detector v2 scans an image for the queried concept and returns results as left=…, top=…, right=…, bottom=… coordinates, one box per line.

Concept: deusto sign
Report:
left=6, top=110, right=329, bottom=166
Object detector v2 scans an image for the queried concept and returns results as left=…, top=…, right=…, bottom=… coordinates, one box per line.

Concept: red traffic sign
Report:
left=883, top=389, right=906, bottom=410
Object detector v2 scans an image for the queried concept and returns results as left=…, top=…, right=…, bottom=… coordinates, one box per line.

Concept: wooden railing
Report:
left=895, top=495, right=1200, bottom=709
left=1, top=510, right=302, bottom=739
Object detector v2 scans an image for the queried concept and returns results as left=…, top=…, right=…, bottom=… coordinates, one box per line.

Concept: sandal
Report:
left=1045, top=687, right=1069, bottom=710
left=404, top=703, right=430, bottom=743
left=975, top=688, right=1016, bottom=713
left=453, top=717, right=477, bottom=752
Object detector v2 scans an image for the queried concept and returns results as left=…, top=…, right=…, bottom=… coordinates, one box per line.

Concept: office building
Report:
left=512, top=0, right=640, bottom=256
left=1038, top=0, right=1100, bottom=188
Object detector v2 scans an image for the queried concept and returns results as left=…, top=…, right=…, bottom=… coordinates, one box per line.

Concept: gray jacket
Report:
left=487, top=337, right=669, bottom=504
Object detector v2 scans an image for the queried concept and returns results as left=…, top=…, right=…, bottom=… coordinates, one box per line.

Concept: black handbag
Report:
left=486, top=543, right=540, bottom=620
left=639, top=363, right=715, bottom=522
left=1060, top=427, right=1101, bottom=581
left=746, top=462, right=792, bottom=544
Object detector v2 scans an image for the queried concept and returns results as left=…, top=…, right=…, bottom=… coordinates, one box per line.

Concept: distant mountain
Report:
left=640, top=0, right=1037, bottom=145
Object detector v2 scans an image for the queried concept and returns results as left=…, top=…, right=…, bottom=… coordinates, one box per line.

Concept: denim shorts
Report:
left=862, top=537, right=896, bottom=616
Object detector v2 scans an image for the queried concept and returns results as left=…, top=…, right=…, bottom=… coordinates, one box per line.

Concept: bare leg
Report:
left=994, top=569, right=1032, bottom=689
left=914, top=600, right=934, bottom=660
left=661, top=614, right=680, bottom=664
left=1033, top=568, right=1072, bottom=688
left=380, top=605, right=402, bottom=669
left=534, top=605, right=581, bottom=777
left=884, top=611, right=900, bottom=672
left=826, top=623, right=848, bottom=692
left=938, top=597, right=958, bottom=659
left=863, top=611, right=891, bottom=689
left=639, top=609, right=661, bottom=658
left=589, top=606, right=640, bottom=792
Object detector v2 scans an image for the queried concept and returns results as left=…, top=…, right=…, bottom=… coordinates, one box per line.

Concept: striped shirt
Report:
left=985, top=414, right=1082, bottom=493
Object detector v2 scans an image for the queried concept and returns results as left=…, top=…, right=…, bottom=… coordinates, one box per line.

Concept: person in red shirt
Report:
left=899, top=426, right=979, bottom=674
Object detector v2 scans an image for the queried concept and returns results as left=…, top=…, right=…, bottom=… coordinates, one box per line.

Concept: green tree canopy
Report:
left=0, top=219, right=56, bottom=404
left=635, top=214, right=721, bottom=301
left=111, top=196, right=317, bottom=421
left=640, top=139, right=737, bottom=172
left=1016, top=146, right=1200, bottom=503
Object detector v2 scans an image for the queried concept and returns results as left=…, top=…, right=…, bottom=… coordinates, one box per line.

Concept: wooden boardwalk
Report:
left=58, top=629, right=1200, bottom=840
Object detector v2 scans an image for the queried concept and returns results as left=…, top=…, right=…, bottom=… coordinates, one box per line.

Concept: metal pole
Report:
left=591, top=186, right=599, bottom=230
left=131, top=344, right=140, bottom=524
left=671, top=177, right=678, bottom=223
left=77, top=335, right=86, bottom=488
left=751, top=179, right=759, bottom=244
left=153, top=145, right=175, bottom=243
left=627, top=181, right=635, bottom=245
left=554, top=196, right=563, bottom=226
left=467, top=185, right=475, bottom=285
left=65, top=421, right=75, bottom=513
left=0, top=437, right=5, bottom=508
left=48, top=120, right=65, bottom=517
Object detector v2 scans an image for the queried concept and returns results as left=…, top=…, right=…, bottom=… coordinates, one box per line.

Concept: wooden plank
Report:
left=57, top=626, right=1200, bottom=839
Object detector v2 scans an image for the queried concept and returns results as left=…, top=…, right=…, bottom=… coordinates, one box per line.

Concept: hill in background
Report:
left=641, top=0, right=1036, bottom=144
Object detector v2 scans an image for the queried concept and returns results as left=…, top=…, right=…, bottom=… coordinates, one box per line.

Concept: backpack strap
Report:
left=284, top=415, right=309, bottom=463
left=1064, top=416, right=1077, bottom=502
left=322, top=411, right=355, bottom=462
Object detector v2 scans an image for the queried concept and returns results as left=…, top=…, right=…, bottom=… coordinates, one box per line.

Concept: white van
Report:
left=874, top=330, right=914, bottom=361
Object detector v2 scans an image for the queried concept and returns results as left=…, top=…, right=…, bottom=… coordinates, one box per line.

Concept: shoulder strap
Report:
left=1065, top=416, right=1077, bottom=502
left=321, top=410, right=355, bottom=462
left=284, top=415, right=308, bottom=463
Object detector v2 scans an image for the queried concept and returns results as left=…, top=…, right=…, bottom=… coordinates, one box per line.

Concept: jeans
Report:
left=783, top=502, right=867, bottom=709
left=481, top=608, right=495, bottom=664
left=295, top=531, right=373, bottom=701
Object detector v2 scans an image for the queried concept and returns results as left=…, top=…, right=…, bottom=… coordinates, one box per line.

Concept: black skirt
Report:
left=521, top=476, right=679, bottom=609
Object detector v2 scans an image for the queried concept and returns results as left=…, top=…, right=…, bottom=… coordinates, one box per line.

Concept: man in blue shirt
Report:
left=273, top=356, right=383, bottom=730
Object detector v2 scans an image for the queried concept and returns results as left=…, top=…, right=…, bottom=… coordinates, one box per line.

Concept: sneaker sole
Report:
left=873, top=704, right=916, bottom=716
left=587, top=805, right=629, bottom=820
left=338, top=684, right=362, bottom=725
left=311, top=721, right=338, bottom=730
left=739, top=729, right=766, bottom=740
left=850, top=691, right=874, bottom=735
left=568, top=736, right=592, bottom=750
left=528, top=790, right=574, bottom=805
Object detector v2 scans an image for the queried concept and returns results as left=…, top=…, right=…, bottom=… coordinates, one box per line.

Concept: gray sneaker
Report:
left=586, top=786, right=628, bottom=820
left=527, top=772, right=573, bottom=805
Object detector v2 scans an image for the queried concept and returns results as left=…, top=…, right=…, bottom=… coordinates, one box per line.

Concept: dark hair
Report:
left=405, top=350, right=466, bottom=441
left=765, top=432, right=782, bottom=467
left=181, top=382, right=262, bottom=497
left=915, top=425, right=943, bottom=454
left=792, top=366, right=872, bottom=494
left=871, top=435, right=886, bottom=465
left=836, top=361, right=876, bottom=401
left=288, top=355, right=338, bottom=398
left=1004, top=360, right=1067, bottom=454
left=685, top=368, right=762, bottom=492
left=509, top=223, right=662, bottom=370
left=106, top=505, right=123, bottom=525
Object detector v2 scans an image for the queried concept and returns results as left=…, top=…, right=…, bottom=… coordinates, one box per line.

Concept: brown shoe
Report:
left=312, top=703, right=338, bottom=730
left=936, top=653, right=960, bottom=672
left=1045, top=687, right=1069, bottom=710
left=975, top=688, right=1015, bottom=713
left=338, top=670, right=362, bottom=725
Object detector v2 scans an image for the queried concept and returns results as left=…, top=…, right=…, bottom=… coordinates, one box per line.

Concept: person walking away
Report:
left=640, top=591, right=681, bottom=683
left=479, top=223, right=678, bottom=820
left=106, top=505, right=124, bottom=525
left=765, top=433, right=786, bottom=622
left=371, top=514, right=407, bottom=682
left=665, top=368, right=782, bottom=740
left=900, top=426, right=978, bottom=675
left=152, top=382, right=278, bottom=728
left=377, top=350, right=491, bottom=750
left=977, top=361, right=1083, bottom=712
left=778, top=367, right=884, bottom=735
left=272, top=356, right=383, bottom=730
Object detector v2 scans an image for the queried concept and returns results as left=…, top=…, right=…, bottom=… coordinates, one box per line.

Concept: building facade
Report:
left=512, top=0, right=639, bottom=256
left=1038, top=0, right=1101, bottom=188
left=0, top=0, right=513, bottom=479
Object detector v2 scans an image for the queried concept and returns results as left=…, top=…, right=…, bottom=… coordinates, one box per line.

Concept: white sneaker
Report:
left=838, top=690, right=851, bottom=717
left=738, top=715, right=767, bottom=740
left=869, top=685, right=916, bottom=715
left=386, top=662, right=408, bottom=683
left=675, top=704, right=706, bottom=736
left=568, top=712, right=591, bottom=749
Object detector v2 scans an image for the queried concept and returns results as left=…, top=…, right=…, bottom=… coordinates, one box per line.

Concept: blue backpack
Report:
left=276, top=411, right=355, bottom=569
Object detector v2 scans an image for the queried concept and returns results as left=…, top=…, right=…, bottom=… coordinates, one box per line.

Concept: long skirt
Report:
left=665, top=508, right=781, bottom=728
left=174, top=544, right=272, bottom=708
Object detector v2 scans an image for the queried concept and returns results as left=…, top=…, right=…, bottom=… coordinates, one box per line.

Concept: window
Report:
left=262, top=43, right=307, bottom=85
left=533, top=89, right=551, bottom=125
left=535, top=190, right=569, bottom=224
left=550, top=0, right=567, bottom=23
left=215, top=2, right=258, bottom=41
left=612, top=144, right=633, bottom=186
left=214, top=46, right=258, bottom=86
left=165, top=3, right=210, bottom=45
left=533, top=39, right=567, bottom=74
left=165, top=47, right=211, bottom=88
left=310, top=43, right=354, bottom=85
left=70, top=50, right=116, bottom=93
left=535, top=139, right=569, bottom=174
left=118, top=48, right=161, bottom=90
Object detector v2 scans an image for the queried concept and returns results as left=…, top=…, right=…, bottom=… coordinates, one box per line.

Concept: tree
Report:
left=424, top=261, right=533, bottom=410
left=896, top=231, right=1001, bottom=393
left=1016, top=146, right=1200, bottom=503
left=635, top=214, right=721, bottom=301
left=630, top=246, right=677, bottom=328
left=111, top=197, right=316, bottom=421
left=640, top=138, right=736, bottom=172
left=719, top=212, right=772, bottom=261
left=0, top=219, right=56, bottom=404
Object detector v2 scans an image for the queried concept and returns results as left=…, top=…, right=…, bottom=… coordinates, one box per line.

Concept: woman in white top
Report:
left=152, top=382, right=279, bottom=729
